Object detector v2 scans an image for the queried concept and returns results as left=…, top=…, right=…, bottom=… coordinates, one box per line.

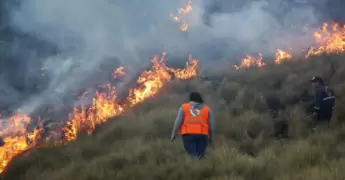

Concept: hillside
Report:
left=1, top=54, right=345, bottom=180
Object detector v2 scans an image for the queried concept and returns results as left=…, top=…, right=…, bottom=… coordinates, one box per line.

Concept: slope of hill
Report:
left=2, top=54, right=345, bottom=180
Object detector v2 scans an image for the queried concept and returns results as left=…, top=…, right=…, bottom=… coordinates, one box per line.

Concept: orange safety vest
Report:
left=179, top=103, right=210, bottom=135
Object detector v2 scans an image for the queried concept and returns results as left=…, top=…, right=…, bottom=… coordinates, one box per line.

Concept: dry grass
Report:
left=2, top=54, right=345, bottom=180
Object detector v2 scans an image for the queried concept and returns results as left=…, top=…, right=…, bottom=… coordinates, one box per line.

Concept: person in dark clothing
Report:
left=310, top=76, right=335, bottom=130
left=170, top=92, right=215, bottom=159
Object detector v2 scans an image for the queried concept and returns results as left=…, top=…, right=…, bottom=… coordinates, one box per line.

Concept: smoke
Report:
left=185, top=0, right=323, bottom=60
left=5, top=0, right=180, bottom=115
left=1, top=0, right=338, bottom=116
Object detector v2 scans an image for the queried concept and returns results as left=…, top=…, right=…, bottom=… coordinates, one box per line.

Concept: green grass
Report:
left=2, top=54, right=345, bottom=180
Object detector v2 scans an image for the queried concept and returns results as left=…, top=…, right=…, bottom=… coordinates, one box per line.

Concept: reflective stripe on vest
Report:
left=179, top=103, right=209, bottom=135
left=324, top=86, right=335, bottom=101
left=323, top=96, right=335, bottom=100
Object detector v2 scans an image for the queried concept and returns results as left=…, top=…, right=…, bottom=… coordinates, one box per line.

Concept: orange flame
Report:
left=306, top=22, right=345, bottom=58
left=234, top=22, right=345, bottom=69
left=0, top=112, right=42, bottom=173
left=234, top=53, right=265, bottom=69
left=126, top=54, right=172, bottom=106
left=274, top=49, right=292, bottom=64
left=64, top=52, right=200, bottom=142
left=65, top=53, right=198, bottom=139
left=64, top=84, right=124, bottom=142
left=167, top=54, right=199, bottom=79
left=113, top=66, right=125, bottom=79
left=0, top=54, right=199, bottom=173
left=180, top=24, right=189, bottom=32
left=1, top=20, right=345, bottom=174
left=171, top=0, right=192, bottom=32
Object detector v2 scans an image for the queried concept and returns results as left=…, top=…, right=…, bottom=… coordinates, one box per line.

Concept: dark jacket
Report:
left=313, top=85, right=335, bottom=119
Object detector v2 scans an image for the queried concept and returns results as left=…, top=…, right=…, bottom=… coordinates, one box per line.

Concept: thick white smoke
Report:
left=6, top=0, right=325, bottom=115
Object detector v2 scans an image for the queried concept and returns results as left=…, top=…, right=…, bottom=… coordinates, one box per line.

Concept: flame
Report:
left=171, top=0, right=192, bottom=31
left=234, top=53, right=265, bottom=70
left=0, top=19, right=344, bottom=174
left=305, top=23, right=345, bottom=58
left=274, top=49, right=292, bottom=64
left=64, top=84, right=124, bottom=142
left=0, top=112, right=42, bottom=173
left=113, top=66, right=125, bottom=79
left=0, top=54, right=199, bottom=173
left=167, top=54, right=199, bottom=80
left=234, top=22, right=345, bottom=69
left=180, top=24, right=189, bottom=32
left=65, top=53, right=199, bottom=139
left=126, top=53, right=173, bottom=106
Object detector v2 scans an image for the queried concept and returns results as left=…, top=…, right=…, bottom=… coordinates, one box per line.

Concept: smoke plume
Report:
left=0, top=0, right=341, bottom=116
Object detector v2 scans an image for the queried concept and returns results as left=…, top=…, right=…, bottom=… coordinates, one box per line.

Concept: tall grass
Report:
left=2, top=54, right=345, bottom=180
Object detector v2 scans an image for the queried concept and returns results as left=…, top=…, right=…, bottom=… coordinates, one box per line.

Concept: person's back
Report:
left=315, top=85, right=335, bottom=118
left=310, top=76, right=335, bottom=130
left=170, top=92, right=215, bottom=158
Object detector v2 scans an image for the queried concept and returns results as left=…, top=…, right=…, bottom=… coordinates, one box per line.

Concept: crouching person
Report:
left=170, top=92, right=215, bottom=159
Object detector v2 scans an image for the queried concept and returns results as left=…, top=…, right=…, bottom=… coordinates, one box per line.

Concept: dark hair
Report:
left=189, top=92, right=204, bottom=103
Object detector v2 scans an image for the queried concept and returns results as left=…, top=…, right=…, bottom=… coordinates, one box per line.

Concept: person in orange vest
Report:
left=170, top=92, right=215, bottom=158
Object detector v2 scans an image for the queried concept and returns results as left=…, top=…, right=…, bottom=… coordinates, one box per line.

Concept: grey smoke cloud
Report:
left=10, top=0, right=174, bottom=59
left=7, top=0, right=180, bottom=114
left=5, top=0, right=328, bottom=115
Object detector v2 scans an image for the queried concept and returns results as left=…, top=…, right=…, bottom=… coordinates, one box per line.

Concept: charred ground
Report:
left=1, top=54, right=345, bottom=180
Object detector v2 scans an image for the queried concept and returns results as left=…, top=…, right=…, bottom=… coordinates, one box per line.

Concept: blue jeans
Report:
left=182, top=134, right=208, bottom=158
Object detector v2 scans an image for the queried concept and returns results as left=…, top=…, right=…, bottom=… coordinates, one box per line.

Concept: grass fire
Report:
left=0, top=53, right=198, bottom=173
left=1, top=0, right=345, bottom=179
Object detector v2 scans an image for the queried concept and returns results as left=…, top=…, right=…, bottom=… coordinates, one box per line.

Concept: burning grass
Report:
left=2, top=53, right=345, bottom=180
left=0, top=7, right=345, bottom=179
left=0, top=53, right=198, bottom=173
left=234, top=22, right=345, bottom=69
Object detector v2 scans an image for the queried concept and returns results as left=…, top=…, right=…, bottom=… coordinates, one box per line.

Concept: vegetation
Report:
left=2, top=54, right=345, bottom=180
